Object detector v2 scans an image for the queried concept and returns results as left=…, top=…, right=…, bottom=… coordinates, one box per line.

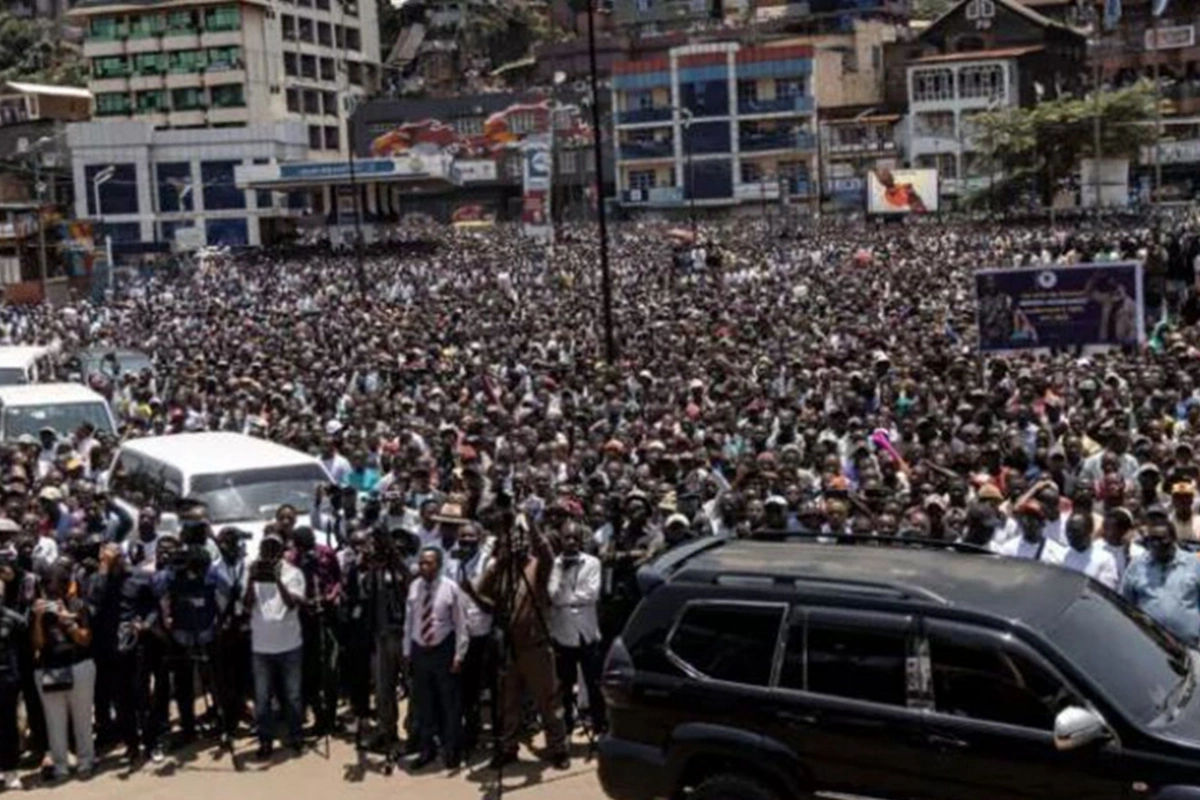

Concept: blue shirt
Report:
left=1121, top=548, right=1200, bottom=646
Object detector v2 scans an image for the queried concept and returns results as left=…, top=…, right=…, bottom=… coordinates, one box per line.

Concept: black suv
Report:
left=598, top=538, right=1200, bottom=800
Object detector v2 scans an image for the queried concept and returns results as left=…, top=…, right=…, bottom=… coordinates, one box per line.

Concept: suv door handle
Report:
left=777, top=711, right=819, bottom=725
left=927, top=734, right=970, bottom=750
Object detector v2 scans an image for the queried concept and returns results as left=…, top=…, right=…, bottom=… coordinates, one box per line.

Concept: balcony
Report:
left=201, top=30, right=242, bottom=48
left=739, top=130, right=816, bottom=152
left=166, top=71, right=202, bottom=89
left=161, top=31, right=202, bottom=50
left=130, top=73, right=166, bottom=91
left=827, top=139, right=897, bottom=157
left=738, top=95, right=814, bottom=116
left=616, top=107, right=674, bottom=125
left=734, top=181, right=781, bottom=201
left=621, top=186, right=684, bottom=205
left=618, top=141, right=674, bottom=160
left=90, top=76, right=129, bottom=94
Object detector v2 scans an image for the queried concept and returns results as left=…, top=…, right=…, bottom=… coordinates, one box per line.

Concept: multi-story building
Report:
left=820, top=110, right=900, bottom=206
left=65, top=0, right=379, bottom=249
left=904, top=0, right=1085, bottom=200
left=612, top=41, right=817, bottom=212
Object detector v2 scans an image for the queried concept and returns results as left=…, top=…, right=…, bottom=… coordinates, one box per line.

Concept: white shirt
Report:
left=548, top=552, right=602, bottom=647
left=996, top=535, right=1068, bottom=565
left=321, top=453, right=352, bottom=485
left=250, top=562, right=306, bottom=655
left=1061, top=541, right=1120, bottom=589
left=403, top=576, right=469, bottom=662
left=1100, top=539, right=1146, bottom=582
left=445, top=539, right=494, bottom=638
left=1041, top=517, right=1066, bottom=546
left=122, top=534, right=159, bottom=569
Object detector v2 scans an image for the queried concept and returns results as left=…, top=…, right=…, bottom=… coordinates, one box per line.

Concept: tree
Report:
left=968, top=81, right=1157, bottom=205
left=0, top=13, right=86, bottom=86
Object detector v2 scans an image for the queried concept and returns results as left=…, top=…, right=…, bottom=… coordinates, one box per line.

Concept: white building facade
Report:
left=67, top=0, right=379, bottom=248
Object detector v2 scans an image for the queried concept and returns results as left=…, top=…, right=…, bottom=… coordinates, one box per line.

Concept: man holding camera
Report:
left=209, top=527, right=250, bottom=742
left=244, top=532, right=306, bottom=760
left=290, top=526, right=341, bottom=737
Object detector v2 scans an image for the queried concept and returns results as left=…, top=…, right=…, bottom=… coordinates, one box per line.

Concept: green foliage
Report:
left=968, top=81, right=1157, bottom=203
left=0, top=14, right=86, bottom=86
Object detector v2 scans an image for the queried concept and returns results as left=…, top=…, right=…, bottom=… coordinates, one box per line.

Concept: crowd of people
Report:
left=0, top=213, right=1192, bottom=785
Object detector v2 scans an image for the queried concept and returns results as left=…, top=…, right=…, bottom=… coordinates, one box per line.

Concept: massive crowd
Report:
left=0, top=213, right=1192, bottom=785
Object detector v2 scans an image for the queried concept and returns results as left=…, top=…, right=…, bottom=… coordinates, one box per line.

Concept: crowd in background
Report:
left=0, top=214, right=1191, bottom=784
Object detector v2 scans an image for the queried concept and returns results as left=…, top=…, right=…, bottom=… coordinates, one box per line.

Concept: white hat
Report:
left=324, top=419, right=343, bottom=437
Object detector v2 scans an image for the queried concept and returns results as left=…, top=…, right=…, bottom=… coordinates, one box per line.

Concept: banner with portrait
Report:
left=975, top=262, right=1145, bottom=352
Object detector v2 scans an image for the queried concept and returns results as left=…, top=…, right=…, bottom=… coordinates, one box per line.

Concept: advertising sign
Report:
left=867, top=168, right=938, bottom=214
left=975, top=262, right=1145, bottom=352
left=522, top=133, right=553, bottom=241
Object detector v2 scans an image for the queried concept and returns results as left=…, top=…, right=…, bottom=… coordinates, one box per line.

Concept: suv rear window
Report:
left=780, top=612, right=910, bottom=705
left=667, top=602, right=784, bottom=686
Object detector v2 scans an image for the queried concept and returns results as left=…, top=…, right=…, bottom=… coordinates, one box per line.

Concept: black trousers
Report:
left=460, top=634, right=493, bottom=750
left=0, top=681, right=18, bottom=771
left=93, top=652, right=118, bottom=744
left=214, top=626, right=249, bottom=737
left=410, top=637, right=461, bottom=758
left=554, top=639, right=607, bottom=733
left=301, top=616, right=339, bottom=732
left=149, top=638, right=195, bottom=747
left=113, top=646, right=151, bottom=752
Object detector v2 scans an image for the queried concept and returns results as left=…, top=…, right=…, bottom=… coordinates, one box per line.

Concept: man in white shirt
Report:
left=244, top=534, right=306, bottom=760
left=1060, top=513, right=1119, bottom=590
left=549, top=525, right=606, bottom=735
left=445, top=524, right=493, bottom=753
left=995, top=501, right=1067, bottom=565
left=404, top=547, right=469, bottom=771
left=319, top=438, right=352, bottom=486
left=1100, top=507, right=1144, bottom=582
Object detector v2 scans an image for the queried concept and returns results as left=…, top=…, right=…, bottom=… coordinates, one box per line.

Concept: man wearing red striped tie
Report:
left=403, top=547, right=469, bottom=771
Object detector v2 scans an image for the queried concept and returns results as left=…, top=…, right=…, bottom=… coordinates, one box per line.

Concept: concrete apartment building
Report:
left=65, top=0, right=379, bottom=249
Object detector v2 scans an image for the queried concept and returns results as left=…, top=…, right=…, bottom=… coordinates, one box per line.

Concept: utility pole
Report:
left=586, top=0, right=616, bottom=365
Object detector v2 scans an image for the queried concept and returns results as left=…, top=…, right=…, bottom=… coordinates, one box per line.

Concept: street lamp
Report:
left=677, top=106, right=696, bottom=242
left=585, top=0, right=615, bottom=366
left=27, top=135, right=53, bottom=301
left=92, top=164, right=116, bottom=296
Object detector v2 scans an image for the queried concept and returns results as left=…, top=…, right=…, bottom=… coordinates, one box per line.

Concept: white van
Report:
left=0, top=346, right=56, bottom=386
left=0, top=383, right=116, bottom=441
left=110, top=432, right=332, bottom=556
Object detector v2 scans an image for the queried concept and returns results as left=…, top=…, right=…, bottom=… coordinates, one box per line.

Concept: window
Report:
left=89, top=16, right=126, bottom=40
left=172, top=87, right=204, bottom=110
left=793, top=614, right=910, bottom=706
left=303, top=89, right=320, bottom=114
left=204, top=218, right=248, bottom=248
left=912, top=67, right=954, bottom=102
left=319, top=57, right=335, bottom=81
left=209, top=84, right=245, bottom=108
left=345, top=27, right=360, bottom=51
left=286, top=88, right=299, bottom=112
left=317, top=21, right=331, bottom=46
left=129, top=13, right=164, bottom=37
left=321, top=91, right=337, bottom=115
left=283, top=52, right=297, bottom=76
left=308, top=124, right=323, bottom=149
left=93, top=56, right=129, bottom=79
left=324, top=125, right=340, bottom=150
left=95, top=92, right=132, bottom=116
left=281, top=14, right=295, bottom=40
left=86, top=163, right=138, bottom=215
left=334, top=24, right=344, bottom=48
left=737, top=79, right=757, bottom=105
left=207, top=46, right=241, bottom=71
left=927, top=622, right=1074, bottom=730
left=168, top=49, right=206, bottom=73
left=872, top=45, right=882, bottom=72
left=558, top=150, right=578, bottom=175
left=740, top=160, right=762, bottom=183
left=201, top=160, right=245, bottom=210
left=454, top=116, right=483, bottom=135
left=133, top=52, right=166, bottom=75
left=156, top=161, right=193, bottom=212
left=300, top=54, right=316, bottom=78
left=508, top=110, right=538, bottom=134
left=681, top=79, right=729, bottom=116
left=667, top=603, right=784, bottom=686
left=347, top=62, right=362, bottom=86
left=165, top=10, right=198, bottom=33
left=958, top=64, right=1004, bottom=100
left=253, top=158, right=272, bottom=209
left=505, top=154, right=522, bottom=180
left=777, top=78, right=803, bottom=99
left=315, top=0, right=330, bottom=10
left=136, top=90, right=167, bottom=112
left=298, top=17, right=313, bottom=42
left=204, top=6, right=240, bottom=31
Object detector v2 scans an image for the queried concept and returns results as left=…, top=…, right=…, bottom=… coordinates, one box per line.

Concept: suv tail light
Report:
left=602, top=636, right=634, bottom=708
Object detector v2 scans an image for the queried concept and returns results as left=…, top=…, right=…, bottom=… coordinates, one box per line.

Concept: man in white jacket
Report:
left=549, top=524, right=606, bottom=735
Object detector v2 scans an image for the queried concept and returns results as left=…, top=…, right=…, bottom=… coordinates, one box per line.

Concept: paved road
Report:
left=22, top=734, right=608, bottom=800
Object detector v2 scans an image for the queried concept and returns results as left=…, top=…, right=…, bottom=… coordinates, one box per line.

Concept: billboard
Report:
left=867, top=168, right=938, bottom=214
left=1079, top=158, right=1129, bottom=209
left=975, top=262, right=1145, bottom=352
left=522, top=133, right=553, bottom=241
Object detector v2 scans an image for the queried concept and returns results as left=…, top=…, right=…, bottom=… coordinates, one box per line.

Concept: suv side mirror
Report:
left=1054, top=706, right=1111, bottom=752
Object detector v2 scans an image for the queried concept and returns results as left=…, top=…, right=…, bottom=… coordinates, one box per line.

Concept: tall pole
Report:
left=1093, top=57, right=1103, bottom=211
left=586, top=0, right=616, bottom=365
left=1152, top=17, right=1163, bottom=206
left=684, top=112, right=696, bottom=242
left=32, top=157, right=46, bottom=301
left=346, top=109, right=366, bottom=297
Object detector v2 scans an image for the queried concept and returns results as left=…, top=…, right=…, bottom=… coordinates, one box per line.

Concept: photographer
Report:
left=290, top=526, right=341, bottom=737
left=112, top=540, right=160, bottom=765
left=209, top=527, right=250, bottom=742
left=244, top=532, right=305, bottom=760
left=477, top=515, right=569, bottom=771
left=31, top=560, right=95, bottom=782
left=122, top=506, right=161, bottom=570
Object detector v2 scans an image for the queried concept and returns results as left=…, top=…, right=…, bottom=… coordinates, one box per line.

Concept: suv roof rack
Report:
left=708, top=572, right=950, bottom=605
left=749, top=530, right=994, bottom=555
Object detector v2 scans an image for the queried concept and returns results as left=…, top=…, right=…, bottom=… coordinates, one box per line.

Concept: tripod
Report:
left=181, top=636, right=243, bottom=771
